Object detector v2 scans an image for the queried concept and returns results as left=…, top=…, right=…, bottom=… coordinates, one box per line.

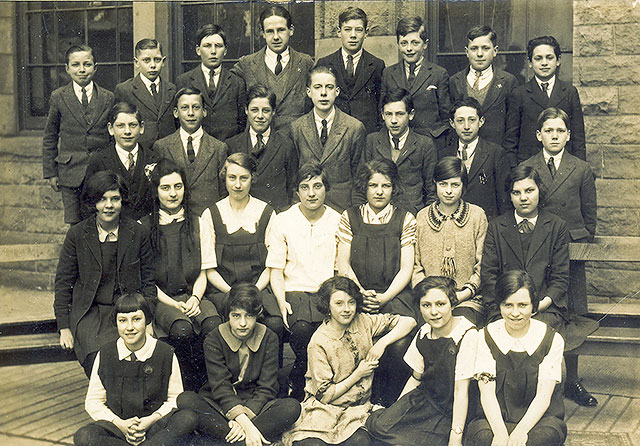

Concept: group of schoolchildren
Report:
left=44, top=4, right=599, bottom=446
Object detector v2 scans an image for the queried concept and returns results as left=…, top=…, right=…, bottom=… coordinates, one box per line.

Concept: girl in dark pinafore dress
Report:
left=337, top=158, right=418, bottom=406
left=466, top=270, right=566, bottom=446
left=366, top=276, right=478, bottom=446
left=207, top=153, right=284, bottom=362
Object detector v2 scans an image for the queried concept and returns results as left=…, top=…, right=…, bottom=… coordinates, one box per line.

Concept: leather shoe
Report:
left=565, top=379, right=598, bottom=407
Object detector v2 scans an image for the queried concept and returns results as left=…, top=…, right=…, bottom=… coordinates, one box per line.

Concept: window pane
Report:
left=118, top=7, right=133, bottom=60
left=437, top=55, right=469, bottom=77
left=55, top=2, right=87, bottom=10
left=119, top=63, right=134, bottom=82
left=182, top=4, right=216, bottom=62
left=290, top=2, right=314, bottom=57
left=527, top=0, right=572, bottom=49
left=485, top=0, right=527, bottom=55
left=93, top=64, right=118, bottom=91
left=88, top=8, right=117, bottom=62
left=438, top=1, right=482, bottom=53
left=217, top=2, right=251, bottom=60
left=28, top=12, right=57, bottom=64
left=28, top=67, right=53, bottom=117
left=57, top=10, right=85, bottom=62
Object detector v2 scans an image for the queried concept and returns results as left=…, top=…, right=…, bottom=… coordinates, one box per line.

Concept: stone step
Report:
left=0, top=135, right=44, bottom=160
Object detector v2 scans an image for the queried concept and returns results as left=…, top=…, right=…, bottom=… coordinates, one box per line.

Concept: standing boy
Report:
left=316, top=7, right=385, bottom=134
left=226, top=84, right=298, bottom=211
left=43, top=45, right=115, bottom=224
left=449, top=25, right=518, bottom=147
left=288, top=66, right=366, bottom=212
left=85, top=102, right=154, bottom=221
left=504, top=35, right=586, bottom=165
left=177, top=24, right=246, bottom=141
left=443, top=97, right=510, bottom=219
left=266, top=162, right=341, bottom=400
left=365, top=88, right=437, bottom=214
left=232, top=5, right=314, bottom=131
left=152, top=88, right=227, bottom=216
left=114, top=39, right=176, bottom=149
left=381, top=16, right=451, bottom=151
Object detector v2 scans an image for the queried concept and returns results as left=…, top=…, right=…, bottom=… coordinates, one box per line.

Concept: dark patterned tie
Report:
left=150, top=82, right=161, bottom=110
left=208, top=70, right=216, bottom=98
left=128, top=152, right=135, bottom=175
left=517, top=219, right=535, bottom=234
left=187, top=136, right=195, bottom=163
left=548, top=156, right=556, bottom=178
left=320, top=119, right=328, bottom=146
left=472, top=70, right=481, bottom=90
left=541, top=82, right=549, bottom=96
left=252, top=132, right=264, bottom=157
left=81, top=87, right=88, bottom=108
left=407, top=62, right=417, bottom=86
left=275, top=54, right=283, bottom=75
left=392, top=137, right=401, bottom=162
left=460, top=144, right=468, bottom=160
left=346, top=55, right=355, bottom=80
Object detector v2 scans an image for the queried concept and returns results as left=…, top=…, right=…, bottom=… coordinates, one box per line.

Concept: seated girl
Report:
left=178, top=283, right=301, bottom=446
left=466, top=270, right=566, bottom=446
left=74, top=293, right=197, bottom=446
left=367, top=276, right=478, bottom=446
left=143, top=158, right=222, bottom=390
left=207, top=153, right=284, bottom=362
left=282, top=276, right=416, bottom=446
left=54, top=171, right=155, bottom=377
left=413, top=156, right=488, bottom=327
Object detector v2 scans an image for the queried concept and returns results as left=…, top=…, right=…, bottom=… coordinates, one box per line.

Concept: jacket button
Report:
left=266, top=183, right=271, bottom=187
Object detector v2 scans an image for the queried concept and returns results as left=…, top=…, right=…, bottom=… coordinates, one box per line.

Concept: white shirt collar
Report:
left=115, top=143, right=139, bottom=169
left=535, top=75, right=556, bottom=96
left=96, top=221, right=119, bottom=243
left=249, top=125, right=272, bottom=145
left=467, top=64, right=493, bottom=81
left=265, top=46, right=290, bottom=72
left=514, top=210, right=538, bottom=226
left=458, top=137, right=479, bottom=154
left=487, top=318, right=548, bottom=355
left=418, top=316, right=474, bottom=343
left=313, top=107, right=336, bottom=130
left=201, top=63, right=222, bottom=86
left=159, top=208, right=185, bottom=225
left=73, top=81, right=94, bottom=102
left=215, top=196, right=267, bottom=234
left=341, top=48, right=363, bottom=67
left=388, top=128, right=410, bottom=150
left=139, top=74, right=160, bottom=93
left=543, top=148, right=564, bottom=169
left=116, top=333, right=157, bottom=361
left=179, top=127, right=204, bottom=155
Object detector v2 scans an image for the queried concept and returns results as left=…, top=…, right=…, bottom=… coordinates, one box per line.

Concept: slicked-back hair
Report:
left=196, top=24, right=227, bottom=47
left=259, top=5, right=292, bottom=30
left=112, top=293, right=152, bottom=326
left=81, top=170, right=127, bottom=217
left=412, top=276, right=458, bottom=307
left=246, top=84, right=277, bottom=110
left=338, top=7, right=368, bottom=29
left=450, top=96, right=484, bottom=120
left=527, top=35, right=561, bottom=61
left=495, top=270, right=540, bottom=312
left=174, top=87, right=204, bottom=106
left=307, top=65, right=337, bottom=87
left=356, top=158, right=404, bottom=198
left=135, top=38, right=163, bottom=56
left=316, top=276, right=364, bottom=318
left=466, top=25, right=497, bottom=46
left=65, top=44, right=95, bottom=65
left=380, top=88, right=414, bottom=113
left=396, top=16, right=427, bottom=42
left=108, top=101, right=142, bottom=125
left=295, top=161, right=331, bottom=192
left=226, top=282, right=264, bottom=318
left=506, top=165, right=548, bottom=207
left=433, top=156, right=469, bottom=191
left=537, top=107, right=570, bottom=131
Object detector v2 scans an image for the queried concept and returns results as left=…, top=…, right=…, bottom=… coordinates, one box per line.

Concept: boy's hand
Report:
left=226, top=420, right=246, bottom=443
left=243, top=421, right=270, bottom=446
left=48, top=177, right=59, bottom=192
left=278, top=301, right=292, bottom=329
left=59, top=328, right=74, bottom=350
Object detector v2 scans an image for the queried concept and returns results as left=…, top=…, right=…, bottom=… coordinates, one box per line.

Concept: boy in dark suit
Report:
left=85, top=102, right=154, bottom=221
left=114, top=38, right=176, bottom=149
left=226, top=84, right=298, bottom=211
left=176, top=24, right=246, bottom=141
left=316, top=7, right=385, bottom=134
left=43, top=44, right=115, bottom=224
left=443, top=97, right=509, bottom=219
left=381, top=16, right=451, bottom=151
left=232, top=5, right=314, bottom=132
left=521, top=107, right=598, bottom=407
left=288, top=66, right=366, bottom=212
left=365, top=88, right=437, bottom=214
left=504, top=35, right=586, bottom=166
left=449, top=25, right=518, bottom=147
left=152, top=88, right=227, bottom=216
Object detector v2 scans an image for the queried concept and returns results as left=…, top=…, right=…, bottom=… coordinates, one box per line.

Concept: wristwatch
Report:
left=451, top=426, right=464, bottom=435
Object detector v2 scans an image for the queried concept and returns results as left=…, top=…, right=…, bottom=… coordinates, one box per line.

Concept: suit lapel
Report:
left=259, top=131, right=281, bottom=174
left=167, top=132, right=189, bottom=167
left=500, top=214, right=526, bottom=266
left=351, top=51, right=375, bottom=97
left=374, top=129, right=392, bottom=160
left=159, top=79, right=176, bottom=119
left=482, top=70, right=506, bottom=110
left=282, top=49, right=305, bottom=101
left=86, top=85, right=109, bottom=130
left=116, top=219, right=134, bottom=270
left=452, top=69, right=467, bottom=98
left=132, top=74, right=158, bottom=114
left=532, top=152, right=555, bottom=190
left=192, top=68, right=213, bottom=108
left=190, top=133, right=215, bottom=182
left=321, top=109, right=348, bottom=162
left=526, top=213, right=552, bottom=265
left=548, top=79, right=567, bottom=108
left=396, top=130, right=419, bottom=165
left=301, top=113, right=323, bottom=161
left=61, top=83, right=89, bottom=126
left=410, top=62, right=433, bottom=95
left=251, top=48, right=270, bottom=85
left=83, top=219, right=102, bottom=266
left=467, top=139, right=489, bottom=181
left=526, top=78, right=548, bottom=109
left=391, top=63, right=409, bottom=90
left=210, top=68, right=232, bottom=108
left=547, top=153, right=576, bottom=198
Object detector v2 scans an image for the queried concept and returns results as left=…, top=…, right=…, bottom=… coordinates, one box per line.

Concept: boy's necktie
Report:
left=517, top=218, right=534, bottom=234
left=129, top=352, right=137, bottom=362
left=346, top=55, right=355, bottom=80
left=392, top=136, right=401, bottom=162
left=472, top=70, right=481, bottom=90
left=150, top=83, right=161, bottom=110
left=187, top=136, right=196, bottom=163
left=252, top=133, right=264, bottom=157
left=460, top=144, right=468, bottom=160
left=541, top=82, right=549, bottom=97
left=81, top=87, right=88, bottom=108
left=128, top=152, right=135, bottom=175
left=208, top=71, right=216, bottom=98
left=548, top=156, right=556, bottom=178
left=275, top=54, right=283, bottom=75
left=320, top=119, right=328, bottom=146
left=407, top=62, right=417, bottom=86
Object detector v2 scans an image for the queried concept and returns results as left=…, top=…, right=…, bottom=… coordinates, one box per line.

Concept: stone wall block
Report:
left=0, top=161, right=42, bottom=184
left=0, top=96, right=18, bottom=136
left=615, top=23, right=640, bottom=54
left=586, top=267, right=640, bottom=299
left=589, top=260, right=640, bottom=271
left=618, top=86, right=640, bottom=114
left=578, top=86, right=618, bottom=114
left=585, top=115, right=640, bottom=144
left=596, top=207, right=640, bottom=236
left=0, top=185, right=40, bottom=207
left=22, top=208, right=66, bottom=234
left=586, top=144, right=603, bottom=177
left=0, top=136, right=44, bottom=159
left=602, top=144, right=640, bottom=178
left=597, top=179, right=640, bottom=208
left=574, top=0, right=640, bottom=25
left=577, top=56, right=640, bottom=86
left=0, top=269, right=55, bottom=291
left=0, top=207, right=27, bottom=232
left=41, top=186, right=63, bottom=210
left=575, top=25, right=614, bottom=57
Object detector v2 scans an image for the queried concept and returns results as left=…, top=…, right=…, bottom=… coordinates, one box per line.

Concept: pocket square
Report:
left=427, top=85, right=438, bottom=90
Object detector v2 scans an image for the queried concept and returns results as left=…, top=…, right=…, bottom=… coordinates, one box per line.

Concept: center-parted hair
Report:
left=396, top=16, right=427, bottom=42
left=246, top=84, right=277, bottom=110
left=81, top=170, right=127, bottom=217
left=295, top=161, right=331, bottom=192
left=466, top=25, right=497, bottom=46
left=259, top=4, right=292, bottom=30
left=495, top=270, right=540, bottom=312
left=412, top=276, right=458, bottom=307
left=135, top=38, right=164, bottom=56
left=433, top=156, right=469, bottom=191
left=380, top=88, right=414, bottom=113
left=450, top=97, right=484, bottom=120
left=316, top=276, right=364, bottom=318
left=111, top=293, right=152, bottom=326
left=226, top=282, right=264, bottom=318
left=338, top=7, right=368, bottom=29
left=506, top=164, right=548, bottom=206
left=108, top=101, right=142, bottom=125
left=196, top=24, right=227, bottom=47
left=536, top=107, right=570, bottom=131
left=356, top=158, right=404, bottom=198
left=527, top=35, right=561, bottom=61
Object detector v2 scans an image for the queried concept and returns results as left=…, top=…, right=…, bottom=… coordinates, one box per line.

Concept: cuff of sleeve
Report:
left=225, top=405, right=255, bottom=420
left=57, top=318, right=70, bottom=330
left=463, top=283, right=477, bottom=297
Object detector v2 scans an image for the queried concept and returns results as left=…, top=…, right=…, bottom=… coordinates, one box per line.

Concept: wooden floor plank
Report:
left=586, top=396, right=631, bottom=432
left=0, top=376, right=86, bottom=416
left=16, top=403, right=87, bottom=436
left=49, top=419, right=90, bottom=443
left=0, top=362, right=68, bottom=388
left=566, top=394, right=608, bottom=431
left=27, top=410, right=90, bottom=438
left=1, top=388, right=86, bottom=429
left=611, top=398, right=640, bottom=433
left=0, top=364, right=83, bottom=396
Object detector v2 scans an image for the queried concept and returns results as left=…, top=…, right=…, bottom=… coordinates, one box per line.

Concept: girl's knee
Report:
left=201, top=315, right=222, bottom=336
left=169, top=320, right=195, bottom=341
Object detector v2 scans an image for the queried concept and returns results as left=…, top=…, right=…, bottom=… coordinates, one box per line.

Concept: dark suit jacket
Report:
left=521, top=151, right=596, bottom=241
left=176, top=66, right=247, bottom=141
left=225, top=128, right=298, bottom=211
left=289, top=108, right=366, bottom=212
left=481, top=210, right=569, bottom=317
left=316, top=49, right=385, bottom=134
left=365, top=128, right=437, bottom=214
left=114, top=74, right=177, bottom=148
left=54, top=216, right=156, bottom=336
left=449, top=67, right=518, bottom=147
left=504, top=77, right=586, bottom=165
left=442, top=137, right=510, bottom=219
left=232, top=47, right=315, bottom=131
left=43, top=82, right=115, bottom=187
left=152, top=129, right=228, bottom=215
left=381, top=60, right=451, bottom=141
left=85, top=144, right=155, bottom=221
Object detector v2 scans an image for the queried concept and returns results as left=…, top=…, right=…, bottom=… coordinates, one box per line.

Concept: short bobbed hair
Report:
left=433, top=156, right=469, bottom=191
left=226, top=282, right=263, bottom=318
left=295, top=161, right=331, bottom=192
left=112, top=293, right=152, bottom=326
left=82, top=171, right=127, bottom=217
left=316, top=276, right=364, bottom=318
left=356, top=158, right=404, bottom=198
left=506, top=165, right=548, bottom=207
left=412, top=276, right=457, bottom=307
left=495, top=270, right=539, bottom=312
